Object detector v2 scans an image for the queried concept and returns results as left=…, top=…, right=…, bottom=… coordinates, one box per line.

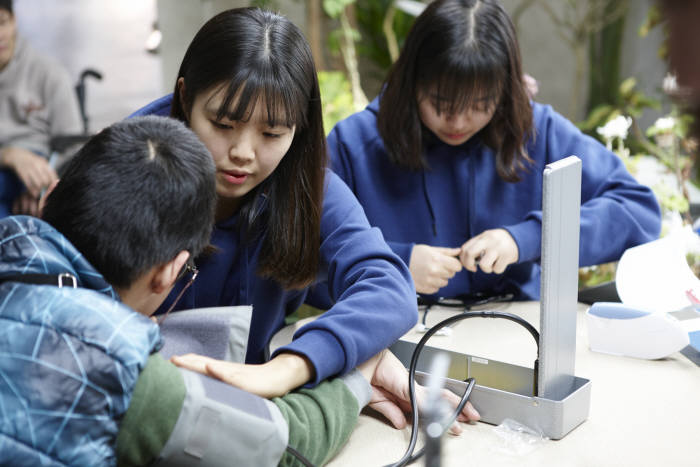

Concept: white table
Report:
left=277, top=301, right=699, bottom=467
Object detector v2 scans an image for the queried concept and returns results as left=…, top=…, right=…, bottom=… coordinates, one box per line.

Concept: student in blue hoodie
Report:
left=129, top=8, right=441, bottom=420
left=327, top=0, right=661, bottom=301
left=0, top=116, right=472, bottom=466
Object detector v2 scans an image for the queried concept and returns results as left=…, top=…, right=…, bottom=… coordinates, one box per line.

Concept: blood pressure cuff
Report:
left=152, top=368, right=288, bottom=467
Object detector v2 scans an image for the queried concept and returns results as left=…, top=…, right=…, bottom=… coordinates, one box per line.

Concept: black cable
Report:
left=386, top=310, right=540, bottom=467
left=403, top=377, right=476, bottom=466
left=419, top=293, right=514, bottom=326
left=285, top=445, right=315, bottom=467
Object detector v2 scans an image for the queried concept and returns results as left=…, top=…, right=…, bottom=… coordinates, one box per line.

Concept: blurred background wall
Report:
left=12, top=0, right=669, bottom=129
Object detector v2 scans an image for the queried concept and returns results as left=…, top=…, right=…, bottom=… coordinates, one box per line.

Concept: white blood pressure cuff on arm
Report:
left=152, top=368, right=288, bottom=467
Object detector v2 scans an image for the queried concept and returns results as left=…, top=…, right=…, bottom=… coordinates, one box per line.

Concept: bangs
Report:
left=214, top=69, right=308, bottom=128
left=417, top=50, right=505, bottom=114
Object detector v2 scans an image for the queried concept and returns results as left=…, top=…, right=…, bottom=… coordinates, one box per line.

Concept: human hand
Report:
left=171, top=352, right=314, bottom=398
left=361, top=350, right=480, bottom=434
left=12, top=191, right=41, bottom=216
left=409, top=244, right=463, bottom=294
left=0, top=147, right=58, bottom=197
left=460, top=229, right=518, bottom=274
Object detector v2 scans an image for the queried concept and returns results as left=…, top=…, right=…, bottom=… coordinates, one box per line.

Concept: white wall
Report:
left=156, top=0, right=250, bottom=94
left=14, top=0, right=162, bottom=130
left=502, top=0, right=668, bottom=124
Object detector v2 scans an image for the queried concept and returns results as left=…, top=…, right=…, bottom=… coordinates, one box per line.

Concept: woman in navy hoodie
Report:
left=327, top=0, right=661, bottom=301
left=130, top=8, right=427, bottom=410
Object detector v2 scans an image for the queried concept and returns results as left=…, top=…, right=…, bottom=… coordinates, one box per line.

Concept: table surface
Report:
left=275, top=301, right=700, bottom=467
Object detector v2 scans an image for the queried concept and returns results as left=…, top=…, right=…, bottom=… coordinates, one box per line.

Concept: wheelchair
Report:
left=49, top=68, right=103, bottom=168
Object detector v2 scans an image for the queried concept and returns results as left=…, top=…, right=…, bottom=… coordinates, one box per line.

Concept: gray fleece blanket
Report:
left=157, top=306, right=253, bottom=363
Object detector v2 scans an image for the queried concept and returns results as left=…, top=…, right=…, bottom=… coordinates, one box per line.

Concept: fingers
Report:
left=475, top=248, right=499, bottom=274
left=410, top=244, right=465, bottom=294
left=433, top=246, right=462, bottom=257
left=171, top=354, right=236, bottom=386
left=460, top=229, right=518, bottom=274
left=441, top=255, right=463, bottom=276
left=13, top=151, right=58, bottom=197
left=25, top=197, right=40, bottom=217
left=12, top=192, right=40, bottom=216
left=23, top=171, right=44, bottom=198
left=205, top=361, right=231, bottom=384
left=416, top=279, right=445, bottom=295
left=460, top=242, right=484, bottom=272
left=448, top=422, right=463, bottom=435
left=440, top=388, right=480, bottom=422
left=460, top=401, right=480, bottom=422
left=369, top=399, right=409, bottom=429
left=170, top=353, right=214, bottom=375
left=492, top=255, right=511, bottom=274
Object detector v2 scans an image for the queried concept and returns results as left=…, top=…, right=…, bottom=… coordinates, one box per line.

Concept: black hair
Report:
left=0, top=0, right=11, bottom=14
left=171, top=7, right=326, bottom=289
left=378, top=0, right=533, bottom=181
left=42, top=116, right=217, bottom=289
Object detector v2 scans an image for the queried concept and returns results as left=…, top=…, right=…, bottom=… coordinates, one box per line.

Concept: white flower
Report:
left=654, top=116, right=676, bottom=132
left=663, top=73, right=678, bottom=94
left=597, top=115, right=632, bottom=141
left=662, top=210, right=684, bottom=235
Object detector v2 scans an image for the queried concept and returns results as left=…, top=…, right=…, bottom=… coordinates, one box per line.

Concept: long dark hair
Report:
left=378, top=0, right=533, bottom=182
left=171, top=7, right=326, bottom=289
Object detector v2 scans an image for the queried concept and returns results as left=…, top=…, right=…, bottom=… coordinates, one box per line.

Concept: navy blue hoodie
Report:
left=328, top=97, right=661, bottom=300
left=131, top=95, right=418, bottom=385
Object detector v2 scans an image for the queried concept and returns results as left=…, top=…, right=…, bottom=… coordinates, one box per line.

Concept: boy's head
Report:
left=42, top=116, right=216, bottom=293
left=0, top=0, right=15, bottom=71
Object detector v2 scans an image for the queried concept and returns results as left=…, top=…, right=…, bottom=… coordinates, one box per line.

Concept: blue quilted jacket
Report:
left=0, top=216, right=161, bottom=466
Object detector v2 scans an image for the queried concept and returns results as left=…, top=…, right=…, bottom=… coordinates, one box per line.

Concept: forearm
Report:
left=266, top=352, right=315, bottom=395
left=275, top=370, right=370, bottom=466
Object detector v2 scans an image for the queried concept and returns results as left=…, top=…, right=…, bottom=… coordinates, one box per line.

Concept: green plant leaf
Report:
left=619, top=77, right=637, bottom=97
left=578, top=104, right=614, bottom=131
left=323, top=0, right=355, bottom=18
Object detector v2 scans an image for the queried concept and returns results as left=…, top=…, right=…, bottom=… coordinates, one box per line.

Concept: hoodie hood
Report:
left=367, top=95, right=381, bottom=116
left=0, top=215, right=118, bottom=299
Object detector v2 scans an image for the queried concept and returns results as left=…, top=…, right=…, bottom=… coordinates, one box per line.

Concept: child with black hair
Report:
left=327, top=0, right=662, bottom=300
left=0, top=116, right=460, bottom=466
left=0, top=116, right=218, bottom=465
left=129, top=8, right=453, bottom=426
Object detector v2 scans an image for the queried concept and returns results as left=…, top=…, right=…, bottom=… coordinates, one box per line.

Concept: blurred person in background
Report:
left=0, top=0, right=81, bottom=217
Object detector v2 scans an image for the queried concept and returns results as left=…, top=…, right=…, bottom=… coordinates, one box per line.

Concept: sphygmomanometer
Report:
left=273, top=297, right=541, bottom=467
left=152, top=369, right=290, bottom=466
left=383, top=303, right=540, bottom=467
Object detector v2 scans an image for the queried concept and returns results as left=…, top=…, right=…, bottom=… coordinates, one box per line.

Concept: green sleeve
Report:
left=116, top=353, right=186, bottom=467
left=274, top=378, right=361, bottom=467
